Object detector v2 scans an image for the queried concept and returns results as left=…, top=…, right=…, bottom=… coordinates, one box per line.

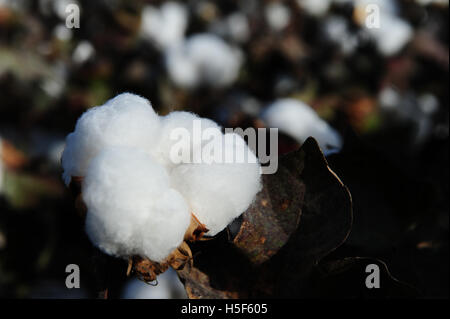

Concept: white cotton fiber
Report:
left=61, top=93, right=160, bottom=186
left=262, top=98, right=343, bottom=154
left=225, top=12, right=250, bottom=43
left=366, top=13, right=413, bottom=56
left=170, top=133, right=262, bottom=236
left=354, top=0, right=412, bottom=56
left=140, top=2, right=188, bottom=50
left=82, top=147, right=190, bottom=262
left=121, top=269, right=187, bottom=299
left=323, top=16, right=358, bottom=55
left=166, top=33, right=243, bottom=89
left=154, top=111, right=222, bottom=170
left=265, top=2, right=291, bottom=31
left=297, top=0, right=332, bottom=17
left=63, top=92, right=263, bottom=262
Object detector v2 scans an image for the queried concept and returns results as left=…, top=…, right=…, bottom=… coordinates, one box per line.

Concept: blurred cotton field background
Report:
left=0, top=0, right=448, bottom=298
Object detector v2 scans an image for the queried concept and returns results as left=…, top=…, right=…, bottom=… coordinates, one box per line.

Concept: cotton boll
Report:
left=379, top=86, right=401, bottom=111
left=226, top=12, right=250, bottom=43
left=154, top=111, right=222, bottom=169
left=72, top=41, right=95, bottom=64
left=366, top=14, right=413, bottom=56
left=61, top=93, right=160, bottom=186
left=121, top=269, right=187, bottom=299
left=166, top=34, right=243, bottom=89
left=265, top=2, right=291, bottom=31
left=171, top=133, right=262, bottom=236
left=83, top=147, right=190, bottom=262
left=141, top=2, right=188, bottom=51
left=323, top=16, right=359, bottom=55
left=297, top=0, right=332, bottom=17
left=165, top=46, right=201, bottom=90
left=262, top=99, right=343, bottom=154
left=353, top=0, right=412, bottom=56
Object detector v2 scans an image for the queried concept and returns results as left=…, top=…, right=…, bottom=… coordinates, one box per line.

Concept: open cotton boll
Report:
left=121, top=269, right=187, bottom=299
left=297, top=0, right=332, bottom=17
left=171, top=133, right=262, bottom=236
left=83, top=147, right=190, bottom=262
left=225, top=12, right=250, bottom=43
left=210, top=12, right=250, bottom=44
left=365, top=14, right=413, bottom=56
left=353, top=0, right=412, bottom=56
left=323, top=16, right=359, bottom=55
left=166, top=33, right=243, bottom=89
left=61, top=93, right=160, bottom=186
left=262, top=98, right=342, bottom=154
left=140, top=2, right=188, bottom=51
left=264, top=2, right=291, bottom=31
left=154, top=111, right=222, bottom=169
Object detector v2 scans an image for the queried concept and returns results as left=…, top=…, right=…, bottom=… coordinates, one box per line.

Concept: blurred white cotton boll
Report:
left=226, top=12, right=250, bottom=43
left=365, top=13, right=413, bottom=56
left=262, top=99, right=343, bottom=154
left=53, top=24, right=72, bottom=41
left=83, top=147, right=190, bottom=262
left=379, top=86, right=401, bottom=110
left=418, top=94, right=439, bottom=115
left=154, top=111, right=222, bottom=169
left=122, top=269, right=187, bottom=299
left=265, top=2, right=291, bottom=31
left=323, top=16, right=359, bottom=55
left=166, top=34, right=243, bottom=89
left=297, top=0, right=332, bottom=17
left=72, top=41, right=95, bottom=64
left=61, top=93, right=160, bottom=186
left=171, top=133, right=262, bottom=236
left=354, top=0, right=412, bottom=56
left=141, top=2, right=188, bottom=50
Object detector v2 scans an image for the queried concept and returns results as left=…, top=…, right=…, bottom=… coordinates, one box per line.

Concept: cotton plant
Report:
left=322, top=15, right=359, bottom=56
left=140, top=2, right=188, bottom=51
left=61, top=93, right=262, bottom=282
left=297, top=0, right=333, bottom=17
left=264, top=2, right=291, bottom=32
left=209, top=12, right=250, bottom=44
left=262, top=98, right=343, bottom=155
left=166, top=33, right=244, bottom=89
left=354, top=0, right=413, bottom=56
left=121, top=268, right=187, bottom=299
